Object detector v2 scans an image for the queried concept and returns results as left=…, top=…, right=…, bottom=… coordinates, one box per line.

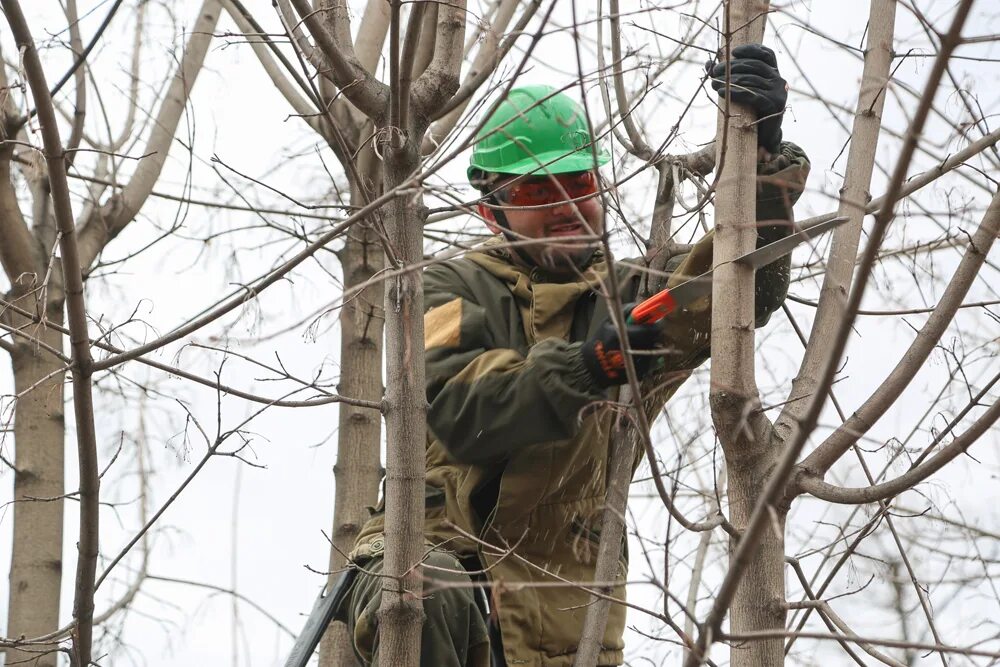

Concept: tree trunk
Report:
left=725, top=444, right=786, bottom=667
left=6, top=299, right=65, bottom=667
left=708, top=1, right=784, bottom=665
left=319, top=176, right=385, bottom=667
left=376, top=132, right=427, bottom=667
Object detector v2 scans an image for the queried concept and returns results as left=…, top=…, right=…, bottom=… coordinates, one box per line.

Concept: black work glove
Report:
left=580, top=304, right=661, bottom=388
left=707, top=44, right=787, bottom=153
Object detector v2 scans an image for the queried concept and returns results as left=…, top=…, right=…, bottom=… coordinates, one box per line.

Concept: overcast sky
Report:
left=2, top=1, right=999, bottom=665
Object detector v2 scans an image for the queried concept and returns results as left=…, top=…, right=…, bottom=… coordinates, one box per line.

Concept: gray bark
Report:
left=319, top=161, right=385, bottom=667
left=375, top=136, right=428, bottom=667
left=372, top=0, right=465, bottom=661
left=1, top=2, right=220, bottom=661
left=706, top=2, right=782, bottom=666
left=6, top=303, right=65, bottom=667
left=777, top=0, right=897, bottom=439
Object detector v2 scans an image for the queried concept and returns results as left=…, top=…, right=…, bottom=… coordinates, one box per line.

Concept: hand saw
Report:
left=629, top=216, right=849, bottom=325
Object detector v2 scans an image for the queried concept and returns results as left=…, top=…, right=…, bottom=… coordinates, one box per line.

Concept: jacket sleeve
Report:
left=637, top=140, right=811, bottom=367
left=423, top=264, right=605, bottom=465
left=753, top=140, right=810, bottom=324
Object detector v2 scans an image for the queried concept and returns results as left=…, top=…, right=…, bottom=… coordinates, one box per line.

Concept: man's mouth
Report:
left=547, top=220, right=586, bottom=236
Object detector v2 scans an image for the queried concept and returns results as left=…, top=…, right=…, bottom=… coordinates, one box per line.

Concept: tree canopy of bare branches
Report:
left=1, top=2, right=998, bottom=666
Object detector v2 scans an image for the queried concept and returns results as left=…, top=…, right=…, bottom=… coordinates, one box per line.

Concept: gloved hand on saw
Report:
left=580, top=304, right=661, bottom=387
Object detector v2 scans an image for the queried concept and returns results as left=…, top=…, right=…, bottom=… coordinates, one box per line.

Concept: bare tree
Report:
left=1, top=1, right=529, bottom=663
left=1, top=2, right=221, bottom=664
left=2, top=2, right=998, bottom=666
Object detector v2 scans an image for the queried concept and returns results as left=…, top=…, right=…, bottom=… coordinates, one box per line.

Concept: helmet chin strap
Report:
left=489, top=195, right=598, bottom=274
left=489, top=196, right=538, bottom=268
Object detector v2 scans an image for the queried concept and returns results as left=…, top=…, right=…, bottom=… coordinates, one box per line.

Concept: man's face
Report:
left=477, top=170, right=605, bottom=275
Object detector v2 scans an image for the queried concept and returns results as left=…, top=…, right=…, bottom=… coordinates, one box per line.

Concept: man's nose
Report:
left=550, top=198, right=579, bottom=216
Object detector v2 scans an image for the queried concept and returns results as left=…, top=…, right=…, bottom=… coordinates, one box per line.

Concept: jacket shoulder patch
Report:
left=425, top=297, right=463, bottom=350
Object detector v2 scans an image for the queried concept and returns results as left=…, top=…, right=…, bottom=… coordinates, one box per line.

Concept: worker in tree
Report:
left=341, top=44, right=807, bottom=666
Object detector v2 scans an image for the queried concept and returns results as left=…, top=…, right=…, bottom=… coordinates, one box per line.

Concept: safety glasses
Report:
left=493, top=171, right=599, bottom=207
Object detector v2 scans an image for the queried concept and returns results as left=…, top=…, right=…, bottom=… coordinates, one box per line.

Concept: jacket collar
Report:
left=469, top=235, right=607, bottom=285
left=465, top=236, right=608, bottom=342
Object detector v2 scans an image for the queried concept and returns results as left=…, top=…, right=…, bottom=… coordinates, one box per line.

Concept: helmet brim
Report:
left=468, top=148, right=610, bottom=182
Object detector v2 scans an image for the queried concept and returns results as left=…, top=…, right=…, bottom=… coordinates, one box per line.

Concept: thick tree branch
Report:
left=77, top=0, right=222, bottom=268
left=275, top=0, right=319, bottom=67
left=287, top=0, right=388, bottom=119
left=690, top=0, right=779, bottom=659
left=411, top=0, right=467, bottom=117
left=318, top=0, right=354, bottom=59
left=795, top=187, right=1000, bottom=478
left=606, top=0, right=653, bottom=159
left=330, top=0, right=391, bottom=131
left=61, top=0, right=87, bottom=167
left=708, top=1, right=769, bottom=452
left=799, top=396, right=1000, bottom=505
left=777, top=0, right=896, bottom=434
left=0, top=53, right=38, bottom=282
left=426, top=0, right=539, bottom=133
left=221, top=0, right=324, bottom=134
left=2, top=2, right=101, bottom=663
left=411, top=2, right=439, bottom=81
left=0, top=145, right=39, bottom=283
left=354, top=0, right=391, bottom=74
left=387, top=2, right=403, bottom=140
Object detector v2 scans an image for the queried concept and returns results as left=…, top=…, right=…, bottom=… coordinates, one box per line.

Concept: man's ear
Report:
left=477, top=201, right=502, bottom=235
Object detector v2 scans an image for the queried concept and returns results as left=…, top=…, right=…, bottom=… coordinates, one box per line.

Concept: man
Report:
left=342, top=45, right=808, bottom=666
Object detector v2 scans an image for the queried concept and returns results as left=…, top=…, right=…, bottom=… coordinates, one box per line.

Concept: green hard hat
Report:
left=468, top=85, right=610, bottom=184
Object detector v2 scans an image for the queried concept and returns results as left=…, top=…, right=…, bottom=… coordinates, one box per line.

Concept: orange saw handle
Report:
left=629, top=288, right=677, bottom=325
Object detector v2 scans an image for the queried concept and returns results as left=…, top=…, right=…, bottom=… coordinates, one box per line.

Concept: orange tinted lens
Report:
left=501, top=172, right=597, bottom=206
left=562, top=172, right=597, bottom=198
left=504, top=181, right=550, bottom=206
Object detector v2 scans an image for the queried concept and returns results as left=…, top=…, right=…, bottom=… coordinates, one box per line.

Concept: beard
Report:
left=534, top=240, right=599, bottom=276
left=494, top=205, right=604, bottom=278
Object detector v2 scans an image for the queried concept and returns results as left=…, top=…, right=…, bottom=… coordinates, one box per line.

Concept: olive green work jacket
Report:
left=353, top=142, right=810, bottom=667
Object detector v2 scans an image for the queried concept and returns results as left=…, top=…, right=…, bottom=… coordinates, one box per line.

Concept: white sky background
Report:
left=1, top=0, right=999, bottom=665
